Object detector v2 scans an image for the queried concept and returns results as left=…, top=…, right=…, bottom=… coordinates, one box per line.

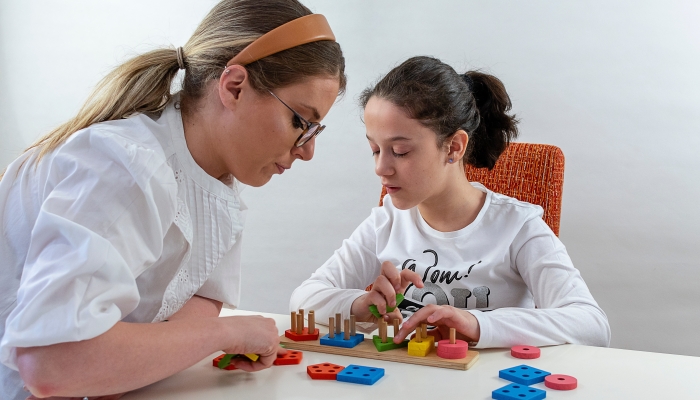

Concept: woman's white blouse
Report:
left=0, top=98, right=246, bottom=372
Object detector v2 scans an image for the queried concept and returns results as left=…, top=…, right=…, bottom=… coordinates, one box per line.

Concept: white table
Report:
left=123, top=309, right=700, bottom=399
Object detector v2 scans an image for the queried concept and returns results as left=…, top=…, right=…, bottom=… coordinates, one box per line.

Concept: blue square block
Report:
left=320, top=333, right=365, bottom=348
left=499, top=365, right=551, bottom=385
left=492, top=383, right=546, bottom=400
left=336, top=364, right=384, bottom=385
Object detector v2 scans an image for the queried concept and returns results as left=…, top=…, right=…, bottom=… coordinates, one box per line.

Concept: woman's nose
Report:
left=291, top=136, right=316, bottom=161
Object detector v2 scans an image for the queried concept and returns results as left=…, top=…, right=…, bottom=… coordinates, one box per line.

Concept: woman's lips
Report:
left=385, top=186, right=401, bottom=194
left=275, top=163, right=287, bottom=174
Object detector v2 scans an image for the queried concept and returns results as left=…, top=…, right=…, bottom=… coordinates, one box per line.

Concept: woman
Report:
left=291, top=56, right=610, bottom=349
left=0, top=0, right=345, bottom=398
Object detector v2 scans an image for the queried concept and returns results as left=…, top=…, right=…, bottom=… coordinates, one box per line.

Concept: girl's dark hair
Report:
left=359, top=56, right=517, bottom=169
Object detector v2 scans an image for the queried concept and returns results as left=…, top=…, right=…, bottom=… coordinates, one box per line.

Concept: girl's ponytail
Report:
left=359, top=56, right=518, bottom=170
left=462, top=71, right=519, bottom=169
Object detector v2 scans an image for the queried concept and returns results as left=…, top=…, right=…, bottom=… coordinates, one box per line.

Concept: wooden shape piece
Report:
left=212, top=354, right=237, bottom=371
left=273, top=350, right=303, bottom=365
left=544, top=374, right=578, bottom=390
left=336, top=364, right=384, bottom=385
left=492, top=383, right=546, bottom=400
left=407, top=335, right=434, bottom=357
left=436, top=339, right=468, bottom=359
left=499, top=365, right=551, bottom=385
left=511, top=345, right=541, bottom=359
left=284, top=328, right=320, bottom=341
left=372, top=335, right=409, bottom=352
left=320, top=332, right=365, bottom=348
left=307, top=362, right=345, bottom=380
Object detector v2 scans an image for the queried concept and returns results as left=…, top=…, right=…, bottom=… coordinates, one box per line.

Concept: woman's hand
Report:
left=219, top=315, right=283, bottom=372
left=350, top=261, right=424, bottom=323
left=392, top=304, right=480, bottom=344
left=26, top=395, right=124, bottom=400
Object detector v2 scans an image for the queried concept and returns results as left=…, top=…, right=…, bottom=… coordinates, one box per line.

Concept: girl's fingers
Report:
left=370, top=275, right=396, bottom=311
left=399, top=269, right=424, bottom=292
left=380, top=261, right=402, bottom=291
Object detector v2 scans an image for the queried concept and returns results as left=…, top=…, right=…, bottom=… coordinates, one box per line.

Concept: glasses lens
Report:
left=295, top=124, right=324, bottom=147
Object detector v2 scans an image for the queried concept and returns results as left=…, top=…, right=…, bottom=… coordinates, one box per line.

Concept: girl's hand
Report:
left=351, top=261, right=423, bottom=323
left=392, top=304, right=480, bottom=344
left=219, top=315, right=282, bottom=372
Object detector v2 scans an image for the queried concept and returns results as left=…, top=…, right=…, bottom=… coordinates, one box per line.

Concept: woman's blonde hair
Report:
left=15, top=0, right=345, bottom=173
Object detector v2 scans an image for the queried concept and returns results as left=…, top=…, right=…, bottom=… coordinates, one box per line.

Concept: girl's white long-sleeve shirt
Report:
left=290, top=185, right=610, bottom=348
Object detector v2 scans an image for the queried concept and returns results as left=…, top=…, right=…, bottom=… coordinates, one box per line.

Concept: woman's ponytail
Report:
left=463, top=71, right=519, bottom=169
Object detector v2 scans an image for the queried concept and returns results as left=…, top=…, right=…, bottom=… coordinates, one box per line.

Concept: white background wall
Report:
left=1, top=0, right=699, bottom=356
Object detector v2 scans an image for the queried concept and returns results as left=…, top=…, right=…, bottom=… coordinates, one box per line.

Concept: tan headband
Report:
left=226, top=14, right=336, bottom=67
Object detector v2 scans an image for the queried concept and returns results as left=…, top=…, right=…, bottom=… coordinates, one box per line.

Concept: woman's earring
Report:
left=224, top=69, right=230, bottom=74
left=448, top=158, right=453, bottom=163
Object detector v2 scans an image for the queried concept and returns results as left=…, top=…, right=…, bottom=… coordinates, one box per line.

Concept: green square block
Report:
left=372, top=335, right=409, bottom=352
left=369, top=293, right=405, bottom=318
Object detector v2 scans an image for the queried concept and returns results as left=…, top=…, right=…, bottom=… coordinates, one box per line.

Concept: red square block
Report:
left=273, top=350, right=303, bottom=366
left=307, top=363, right=345, bottom=380
left=285, top=328, right=319, bottom=341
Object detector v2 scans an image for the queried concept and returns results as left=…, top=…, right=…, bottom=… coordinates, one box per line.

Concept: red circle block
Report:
left=436, top=339, right=468, bottom=359
left=511, top=345, right=541, bottom=359
left=545, top=374, right=578, bottom=390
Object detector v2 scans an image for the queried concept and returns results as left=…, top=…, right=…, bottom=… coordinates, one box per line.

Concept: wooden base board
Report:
left=280, top=335, right=479, bottom=370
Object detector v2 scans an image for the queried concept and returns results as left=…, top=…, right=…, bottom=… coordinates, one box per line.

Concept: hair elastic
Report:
left=226, top=14, right=335, bottom=67
left=176, top=47, right=185, bottom=70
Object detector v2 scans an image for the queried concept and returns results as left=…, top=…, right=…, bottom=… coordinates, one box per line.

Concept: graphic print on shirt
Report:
left=399, top=249, right=491, bottom=319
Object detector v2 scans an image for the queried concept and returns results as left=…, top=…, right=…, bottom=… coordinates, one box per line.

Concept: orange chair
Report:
left=379, top=142, right=565, bottom=236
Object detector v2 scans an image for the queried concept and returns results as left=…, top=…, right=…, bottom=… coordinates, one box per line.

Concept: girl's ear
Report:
left=218, top=64, right=249, bottom=110
left=447, top=129, right=469, bottom=163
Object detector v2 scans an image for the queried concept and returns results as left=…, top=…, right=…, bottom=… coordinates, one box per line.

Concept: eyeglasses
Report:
left=267, top=90, right=325, bottom=147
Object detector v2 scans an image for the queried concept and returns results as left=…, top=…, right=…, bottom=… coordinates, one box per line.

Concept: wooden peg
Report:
left=329, top=317, right=335, bottom=338
left=290, top=311, right=297, bottom=332
left=393, top=319, right=400, bottom=337
left=344, top=319, right=350, bottom=340
left=308, top=310, right=315, bottom=332
left=299, top=309, right=304, bottom=327
left=350, top=315, right=356, bottom=335
left=335, top=313, right=341, bottom=334
left=380, top=320, right=388, bottom=343
left=415, top=327, right=422, bottom=343
left=450, top=327, right=456, bottom=344
left=421, top=323, right=428, bottom=338
left=296, top=313, right=303, bottom=335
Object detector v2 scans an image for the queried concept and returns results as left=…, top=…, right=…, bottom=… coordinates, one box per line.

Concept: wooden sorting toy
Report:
left=284, top=309, right=319, bottom=341
left=436, top=328, right=468, bottom=359
left=320, top=315, right=364, bottom=348
left=273, top=350, right=303, bottom=366
left=407, top=323, right=434, bottom=357
left=307, top=362, right=345, bottom=380
left=544, top=374, right=578, bottom=390
left=511, top=345, right=540, bottom=359
left=372, top=318, right=408, bottom=352
left=213, top=354, right=237, bottom=370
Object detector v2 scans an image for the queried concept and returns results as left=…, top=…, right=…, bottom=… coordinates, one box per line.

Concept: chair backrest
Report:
left=378, top=142, right=565, bottom=236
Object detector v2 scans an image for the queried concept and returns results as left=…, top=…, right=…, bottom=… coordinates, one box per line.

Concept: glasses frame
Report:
left=267, top=90, right=325, bottom=147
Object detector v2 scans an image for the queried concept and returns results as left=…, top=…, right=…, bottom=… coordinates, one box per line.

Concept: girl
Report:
left=290, top=56, right=610, bottom=349
left=0, top=0, right=345, bottom=399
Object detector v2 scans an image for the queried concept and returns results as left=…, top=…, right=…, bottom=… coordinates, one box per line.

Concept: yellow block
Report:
left=407, top=335, right=435, bottom=357
left=244, top=353, right=259, bottom=362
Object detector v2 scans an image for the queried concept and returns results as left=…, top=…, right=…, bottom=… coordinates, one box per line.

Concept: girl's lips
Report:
left=385, top=186, right=401, bottom=194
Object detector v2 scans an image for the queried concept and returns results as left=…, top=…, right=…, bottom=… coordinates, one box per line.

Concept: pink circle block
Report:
left=511, top=345, right=541, bottom=359
left=436, top=339, right=468, bottom=359
left=545, top=374, right=578, bottom=390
